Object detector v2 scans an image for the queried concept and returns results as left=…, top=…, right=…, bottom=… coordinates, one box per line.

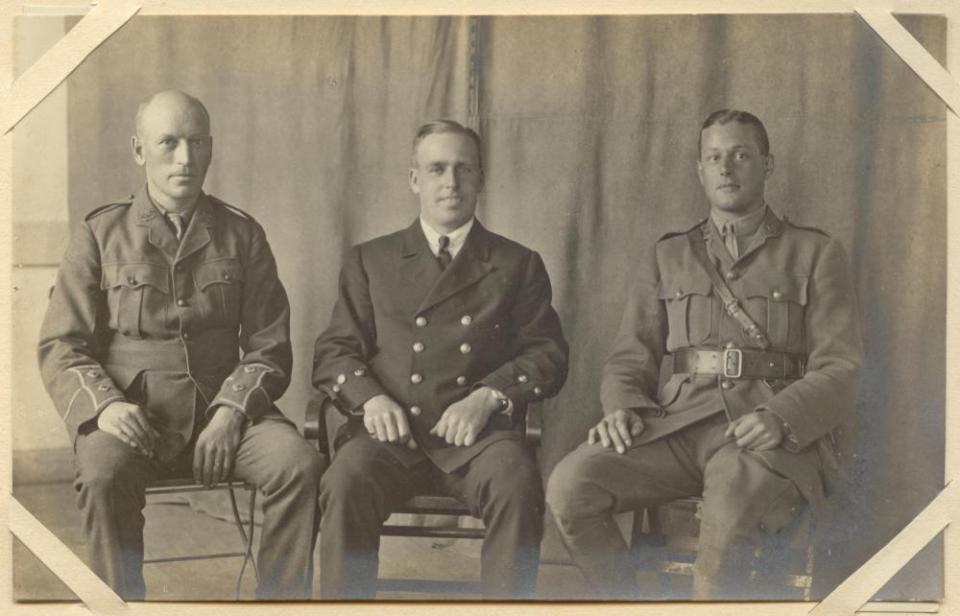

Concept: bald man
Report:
left=39, top=90, right=323, bottom=599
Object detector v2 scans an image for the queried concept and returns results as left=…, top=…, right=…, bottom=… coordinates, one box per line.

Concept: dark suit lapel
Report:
left=175, top=194, right=214, bottom=263
left=133, top=187, right=179, bottom=260
left=399, top=220, right=444, bottom=305
left=417, top=220, right=495, bottom=314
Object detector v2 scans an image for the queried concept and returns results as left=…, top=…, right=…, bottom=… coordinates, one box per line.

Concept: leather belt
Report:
left=671, top=348, right=806, bottom=379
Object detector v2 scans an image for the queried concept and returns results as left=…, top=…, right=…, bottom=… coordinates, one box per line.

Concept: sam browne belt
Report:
left=672, top=347, right=806, bottom=380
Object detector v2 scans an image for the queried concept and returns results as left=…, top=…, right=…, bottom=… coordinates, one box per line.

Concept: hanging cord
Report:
left=228, top=485, right=260, bottom=599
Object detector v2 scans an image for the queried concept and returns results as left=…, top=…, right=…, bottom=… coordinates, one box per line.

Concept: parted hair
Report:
left=411, top=120, right=483, bottom=169
left=698, top=109, right=770, bottom=157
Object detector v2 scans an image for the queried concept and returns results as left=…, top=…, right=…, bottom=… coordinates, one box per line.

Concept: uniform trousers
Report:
left=73, top=417, right=325, bottom=600
left=317, top=435, right=544, bottom=599
left=546, top=413, right=804, bottom=599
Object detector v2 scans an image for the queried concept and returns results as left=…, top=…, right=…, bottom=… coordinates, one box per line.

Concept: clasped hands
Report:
left=362, top=387, right=502, bottom=449
left=587, top=407, right=784, bottom=454
left=98, top=401, right=248, bottom=487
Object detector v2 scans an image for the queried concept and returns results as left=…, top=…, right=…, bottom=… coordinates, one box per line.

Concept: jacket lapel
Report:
left=417, top=220, right=495, bottom=315
left=133, top=187, right=180, bottom=260
left=175, top=194, right=214, bottom=263
left=736, top=207, right=784, bottom=262
left=398, top=220, right=444, bottom=305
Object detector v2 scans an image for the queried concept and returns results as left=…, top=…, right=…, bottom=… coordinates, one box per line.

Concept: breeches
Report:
left=545, top=413, right=805, bottom=599
left=317, top=434, right=544, bottom=599
left=73, top=418, right=325, bottom=600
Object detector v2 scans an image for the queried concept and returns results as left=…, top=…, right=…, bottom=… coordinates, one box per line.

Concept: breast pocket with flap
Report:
left=101, top=262, right=170, bottom=338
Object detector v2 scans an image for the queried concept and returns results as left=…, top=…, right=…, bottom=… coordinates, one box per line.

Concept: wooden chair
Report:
left=631, top=496, right=815, bottom=600
left=143, top=474, right=259, bottom=598
left=304, top=391, right=542, bottom=597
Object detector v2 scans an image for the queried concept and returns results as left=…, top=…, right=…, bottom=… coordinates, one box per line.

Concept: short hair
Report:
left=411, top=120, right=483, bottom=169
left=135, top=90, right=211, bottom=136
left=698, top=109, right=770, bottom=158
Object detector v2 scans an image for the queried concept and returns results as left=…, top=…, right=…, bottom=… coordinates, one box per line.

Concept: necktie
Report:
left=167, top=212, right=185, bottom=241
left=437, top=235, right=452, bottom=269
left=721, top=222, right=739, bottom=259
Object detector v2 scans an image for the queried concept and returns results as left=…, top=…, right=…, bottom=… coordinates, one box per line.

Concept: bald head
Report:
left=132, top=90, right=213, bottom=211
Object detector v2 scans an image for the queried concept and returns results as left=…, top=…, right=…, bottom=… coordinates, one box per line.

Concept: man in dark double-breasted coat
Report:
left=38, top=90, right=323, bottom=600
left=313, top=120, right=569, bottom=599
left=546, top=109, right=862, bottom=599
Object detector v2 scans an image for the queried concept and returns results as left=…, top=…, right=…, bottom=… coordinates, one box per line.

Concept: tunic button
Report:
left=413, top=342, right=425, bottom=353
left=721, top=380, right=734, bottom=390
left=456, top=376, right=467, bottom=386
left=410, top=405, right=422, bottom=416
left=232, top=383, right=246, bottom=391
left=182, top=332, right=190, bottom=340
left=337, top=374, right=347, bottom=385
left=244, top=365, right=256, bottom=373
left=223, top=273, right=232, bottom=281
left=460, top=343, right=472, bottom=354
left=675, top=289, right=683, bottom=299
left=725, top=271, right=738, bottom=280
left=127, top=277, right=137, bottom=285
left=354, top=368, right=366, bottom=377
left=533, top=386, right=543, bottom=396
left=772, top=290, right=783, bottom=300
left=332, top=385, right=341, bottom=393
left=461, top=315, right=472, bottom=326
left=725, top=341, right=737, bottom=350
left=176, top=299, right=187, bottom=307
left=86, top=370, right=100, bottom=378
left=410, top=373, right=423, bottom=384
left=415, top=316, right=428, bottom=327
left=517, top=374, right=529, bottom=383
left=96, top=384, right=109, bottom=391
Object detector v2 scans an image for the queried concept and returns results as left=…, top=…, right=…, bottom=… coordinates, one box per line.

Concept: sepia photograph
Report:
left=6, top=3, right=951, bottom=611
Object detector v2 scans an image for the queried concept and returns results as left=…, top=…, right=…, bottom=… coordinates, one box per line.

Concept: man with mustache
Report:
left=546, top=109, right=862, bottom=598
left=313, top=120, right=569, bottom=599
left=39, top=90, right=323, bottom=599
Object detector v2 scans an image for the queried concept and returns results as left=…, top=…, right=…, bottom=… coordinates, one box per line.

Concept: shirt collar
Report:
left=710, top=204, right=768, bottom=238
left=419, top=217, right=475, bottom=259
left=147, top=189, right=197, bottom=226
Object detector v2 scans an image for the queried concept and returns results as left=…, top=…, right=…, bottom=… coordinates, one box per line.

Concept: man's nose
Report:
left=174, top=140, right=192, bottom=165
left=443, top=166, right=459, bottom=187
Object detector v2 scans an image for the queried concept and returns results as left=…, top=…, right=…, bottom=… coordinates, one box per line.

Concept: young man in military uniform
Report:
left=312, top=120, right=569, bottom=599
left=38, top=90, right=324, bottom=600
left=546, top=109, right=862, bottom=599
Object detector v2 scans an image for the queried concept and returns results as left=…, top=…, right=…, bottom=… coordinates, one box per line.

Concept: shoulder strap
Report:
left=686, top=226, right=770, bottom=350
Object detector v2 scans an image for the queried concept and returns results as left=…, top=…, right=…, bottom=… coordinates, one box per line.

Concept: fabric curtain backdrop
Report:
left=61, top=15, right=944, bottom=599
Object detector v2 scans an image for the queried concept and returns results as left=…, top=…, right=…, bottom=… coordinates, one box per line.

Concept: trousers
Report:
left=545, top=413, right=805, bottom=599
left=317, top=435, right=544, bottom=599
left=73, top=417, right=325, bottom=600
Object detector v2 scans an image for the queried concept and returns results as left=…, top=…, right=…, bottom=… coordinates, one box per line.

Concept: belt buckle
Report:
left=722, top=349, right=743, bottom=378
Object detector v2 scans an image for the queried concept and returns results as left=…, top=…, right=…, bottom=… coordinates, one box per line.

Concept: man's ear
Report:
left=696, top=160, right=705, bottom=188
left=131, top=136, right=145, bottom=166
left=408, top=167, right=420, bottom=195
left=764, top=153, right=775, bottom=179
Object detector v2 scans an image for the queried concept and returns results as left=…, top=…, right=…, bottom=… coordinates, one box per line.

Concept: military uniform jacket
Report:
left=312, top=219, right=569, bottom=473
left=39, top=186, right=293, bottom=460
left=600, top=207, right=862, bottom=508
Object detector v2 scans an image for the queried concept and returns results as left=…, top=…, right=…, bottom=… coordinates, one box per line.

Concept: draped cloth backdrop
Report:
left=61, top=15, right=944, bottom=598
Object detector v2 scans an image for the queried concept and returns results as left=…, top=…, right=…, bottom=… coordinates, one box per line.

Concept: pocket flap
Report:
left=657, top=276, right=713, bottom=300
left=101, top=263, right=170, bottom=294
left=195, top=259, right=245, bottom=290
left=742, top=275, right=808, bottom=305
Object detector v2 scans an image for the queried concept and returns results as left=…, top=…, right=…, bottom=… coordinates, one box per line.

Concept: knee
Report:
left=317, top=459, right=376, bottom=511
left=545, top=448, right=612, bottom=527
left=74, top=440, right=142, bottom=497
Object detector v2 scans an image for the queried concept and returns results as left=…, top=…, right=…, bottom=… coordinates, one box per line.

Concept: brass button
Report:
left=415, top=316, right=428, bottom=327
left=410, top=373, right=423, bottom=384
left=772, top=290, right=783, bottom=300
left=244, top=365, right=257, bottom=373
left=354, top=368, right=366, bottom=377
left=517, top=374, right=529, bottom=383
left=232, top=383, right=246, bottom=391
left=410, top=405, right=422, bottom=416
left=182, top=332, right=190, bottom=340
left=176, top=299, right=187, bottom=307
left=675, top=290, right=683, bottom=299
left=721, top=380, right=734, bottom=390
left=725, top=341, right=737, bottom=350
left=96, top=384, right=109, bottom=391
left=461, top=315, right=472, bottom=326
left=337, top=374, right=347, bottom=385
left=86, top=370, right=100, bottom=378
left=459, top=343, right=472, bottom=354
left=223, top=273, right=232, bottom=281
left=533, top=386, right=543, bottom=396
left=725, top=271, right=738, bottom=280
left=127, top=277, right=137, bottom=285
left=413, top=342, right=425, bottom=353
left=456, top=376, right=467, bottom=386
left=332, top=384, right=341, bottom=394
